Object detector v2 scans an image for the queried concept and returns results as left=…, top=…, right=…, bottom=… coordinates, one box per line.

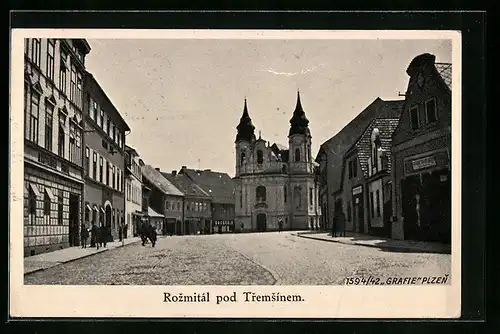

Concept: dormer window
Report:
left=257, top=150, right=263, bottom=164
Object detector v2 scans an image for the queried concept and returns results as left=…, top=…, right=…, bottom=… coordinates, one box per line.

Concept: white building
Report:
left=233, top=92, right=321, bottom=232
left=124, top=145, right=143, bottom=238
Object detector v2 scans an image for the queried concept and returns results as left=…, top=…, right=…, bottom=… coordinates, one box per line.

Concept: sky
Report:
left=84, top=38, right=451, bottom=177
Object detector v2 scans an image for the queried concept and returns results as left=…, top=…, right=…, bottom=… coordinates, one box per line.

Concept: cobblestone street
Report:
left=24, top=232, right=451, bottom=285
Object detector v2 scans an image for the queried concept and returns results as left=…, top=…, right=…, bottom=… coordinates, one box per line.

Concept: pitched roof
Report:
left=316, top=98, right=404, bottom=193
left=435, top=63, right=452, bottom=90
left=161, top=172, right=211, bottom=199
left=347, top=117, right=402, bottom=177
left=181, top=168, right=235, bottom=204
left=147, top=206, right=164, bottom=218
left=141, top=165, right=184, bottom=197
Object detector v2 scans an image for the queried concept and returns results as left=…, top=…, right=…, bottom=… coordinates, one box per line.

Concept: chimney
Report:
left=155, top=167, right=160, bottom=172
left=172, top=170, right=177, bottom=176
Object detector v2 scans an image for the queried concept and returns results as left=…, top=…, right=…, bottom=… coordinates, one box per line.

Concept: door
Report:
left=401, top=174, right=422, bottom=241
left=421, top=168, right=451, bottom=243
left=68, top=194, right=80, bottom=247
left=256, top=213, right=267, bottom=232
left=353, top=194, right=364, bottom=233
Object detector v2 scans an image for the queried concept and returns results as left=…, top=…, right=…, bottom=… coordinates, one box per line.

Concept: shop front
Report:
left=213, top=220, right=235, bottom=233
left=400, top=150, right=451, bottom=243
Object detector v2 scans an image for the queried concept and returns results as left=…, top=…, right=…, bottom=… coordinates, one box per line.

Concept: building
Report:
left=162, top=168, right=212, bottom=235
left=233, top=92, right=321, bottom=232
left=23, top=38, right=91, bottom=256
left=141, top=165, right=184, bottom=234
left=82, top=72, right=130, bottom=241
left=124, top=145, right=143, bottom=237
left=340, top=102, right=403, bottom=236
left=180, top=167, right=236, bottom=233
left=315, top=97, right=403, bottom=233
left=391, top=53, right=452, bottom=243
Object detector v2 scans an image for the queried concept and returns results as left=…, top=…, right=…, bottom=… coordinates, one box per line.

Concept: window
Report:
left=284, top=186, right=287, bottom=203
left=370, top=192, right=375, bottom=218
left=90, top=99, right=98, bottom=121
left=177, top=202, right=181, bottom=211
left=107, top=118, right=111, bottom=136
left=99, top=157, right=103, bottom=182
left=257, top=150, right=263, bottom=164
left=45, top=102, right=54, bottom=150
left=76, top=71, right=83, bottom=108
left=28, top=91, right=40, bottom=143
left=353, top=159, right=357, bottom=178
left=410, top=105, right=420, bottom=130
left=70, top=64, right=77, bottom=102
left=376, top=190, right=381, bottom=217
left=309, top=187, right=313, bottom=206
left=30, top=38, right=41, bottom=67
left=28, top=186, right=37, bottom=224
left=85, top=147, right=90, bottom=174
left=58, top=125, right=65, bottom=158
left=112, top=123, right=116, bottom=142
left=92, top=152, right=97, bottom=180
left=240, top=190, right=243, bottom=208
left=256, top=186, right=266, bottom=202
left=99, top=109, right=104, bottom=127
left=425, top=98, right=437, bottom=123
left=106, top=161, right=110, bottom=185
left=240, top=152, right=246, bottom=166
left=58, top=190, right=64, bottom=225
left=44, top=190, right=51, bottom=217
left=348, top=161, right=353, bottom=179
left=294, top=148, right=301, bottom=162
left=69, top=122, right=80, bottom=164
left=165, top=200, right=169, bottom=211
left=59, top=49, right=68, bottom=94
left=112, top=166, right=116, bottom=189
left=172, top=201, right=176, bottom=211
left=46, top=39, right=55, bottom=81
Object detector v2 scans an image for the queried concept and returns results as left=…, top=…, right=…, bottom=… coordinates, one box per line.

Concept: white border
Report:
left=10, top=29, right=461, bottom=318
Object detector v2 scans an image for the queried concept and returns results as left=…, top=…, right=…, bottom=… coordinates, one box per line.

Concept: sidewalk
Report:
left=24, top=237, right=141, bottom=275
left=292, top=231, right=451, bottom=254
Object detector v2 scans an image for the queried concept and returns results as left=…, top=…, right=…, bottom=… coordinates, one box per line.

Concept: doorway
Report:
left=68, top=194, right=80, bottom=247
left=353, top=193, right=364, bottom=233
left=256, top=213, right=267, bottom=232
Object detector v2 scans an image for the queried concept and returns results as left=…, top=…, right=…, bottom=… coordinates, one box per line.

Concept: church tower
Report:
left=288, top=91, right=313, bottom=174
left=235, top=98, right=256, bottom=177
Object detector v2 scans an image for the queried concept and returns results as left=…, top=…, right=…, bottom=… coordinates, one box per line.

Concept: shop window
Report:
left=410, top=105, right=420, bottom=130
left=425, top=98, right=438, bottom=123
left=257, top=150, right=263, bottom=164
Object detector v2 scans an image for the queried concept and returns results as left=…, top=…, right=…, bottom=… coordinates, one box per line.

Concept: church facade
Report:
left=233, top=92, right=321, bottom=232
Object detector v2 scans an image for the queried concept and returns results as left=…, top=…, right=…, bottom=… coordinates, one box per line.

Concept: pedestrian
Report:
left=99, top=223, right=107, bottom=248
left=124, top=223, right=128, bottom=239
left=80, top=223, right=89, bottom=248
left=278, top=219, right=283, bottom=233
left=240, top=222, right=244, bottom=233
left=118, top=224, right=123, bottom=242
left=337, top=210, right=346, bottom=237
left=90, top=221, right=97, bottom=247
left=332, top=214, right=337, bottom=238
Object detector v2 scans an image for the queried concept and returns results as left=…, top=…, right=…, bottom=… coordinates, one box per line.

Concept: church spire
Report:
left=289, top=90, right=310, bottom=136
left=236, top=98, right=256, bottom=142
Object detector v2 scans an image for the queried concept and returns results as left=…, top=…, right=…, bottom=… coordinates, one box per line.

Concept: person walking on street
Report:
left=332, top=213, right=337, bottom=238
left=118, top=224, right=123, bottom=242
left=337, top=210, right=346, bottom=237
left=278, top=219, right=283, bottom=233
left=80, top=223, right=89, bottom=248
left=90, top=222, right=97, bottom=248
left=99, top=224, right=107, bottom=248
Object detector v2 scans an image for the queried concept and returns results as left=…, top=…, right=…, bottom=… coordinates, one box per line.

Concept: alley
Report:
left=24, top=232, right=451, bottom=285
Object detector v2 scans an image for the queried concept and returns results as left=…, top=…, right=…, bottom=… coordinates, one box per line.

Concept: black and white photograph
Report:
left=10, top=29, right=461, bottom=318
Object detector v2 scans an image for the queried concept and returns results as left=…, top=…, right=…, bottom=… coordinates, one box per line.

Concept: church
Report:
left=233, top=92, right=321, bottom=232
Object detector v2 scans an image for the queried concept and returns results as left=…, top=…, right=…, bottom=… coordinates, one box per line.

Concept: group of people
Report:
left=80, top=222, right=113, bottom=249
left=138, top=221, right=158, bottom=247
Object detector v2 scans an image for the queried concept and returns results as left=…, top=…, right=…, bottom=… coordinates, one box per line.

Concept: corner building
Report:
left=23, top=38, right=91, bottom=256
left=233, top=92, right=321, bottom=232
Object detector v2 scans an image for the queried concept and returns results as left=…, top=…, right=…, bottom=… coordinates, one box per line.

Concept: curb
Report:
left=294, top=234, right=451, bottom=255
left=24, top=248, right=109, bottom=275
